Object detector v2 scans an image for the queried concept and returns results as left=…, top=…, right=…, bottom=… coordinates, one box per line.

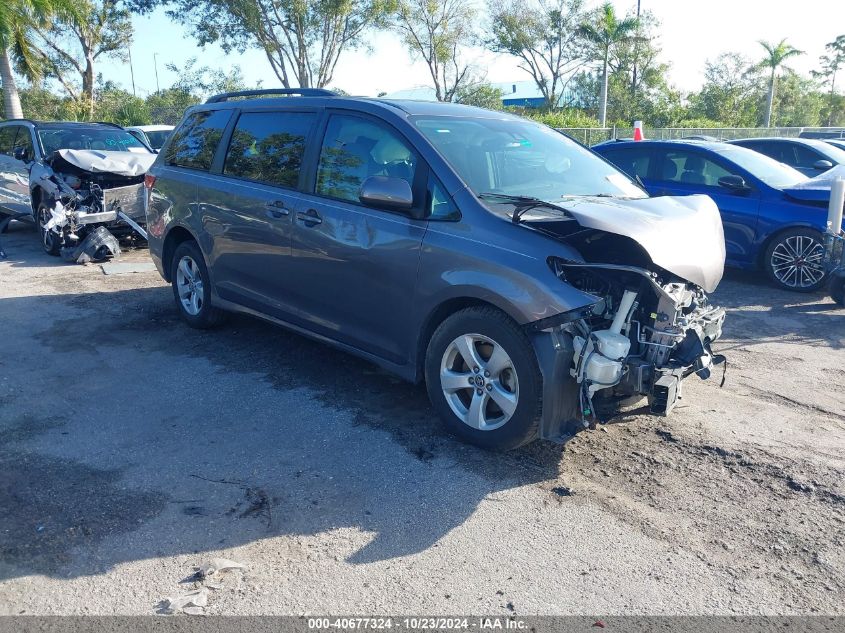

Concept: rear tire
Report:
left=763, top=228, right=826, bottom=292
left=424, top=306, right=542, bottom=451
left=170, top=240, right=227, bottom=329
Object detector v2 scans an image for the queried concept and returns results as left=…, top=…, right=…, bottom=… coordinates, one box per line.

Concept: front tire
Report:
left=37, top=202, right=62, bottom=256
left=170, top=240, right=226, bottom=329
left=764, top=228, right=826, bottom=292
left=425, top=306, right=542, bottom=450
left=830, top=270, right=845, bottom=306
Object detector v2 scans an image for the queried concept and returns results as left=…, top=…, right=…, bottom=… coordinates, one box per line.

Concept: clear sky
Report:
left=97, top=0, right=845, bottom=99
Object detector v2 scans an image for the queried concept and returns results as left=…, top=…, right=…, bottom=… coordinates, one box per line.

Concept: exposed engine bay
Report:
left=551, top=254, right=725, bottom=422
left=512, top=193, right=728, bottom=433
left=36, top=150, right=153, bottom=263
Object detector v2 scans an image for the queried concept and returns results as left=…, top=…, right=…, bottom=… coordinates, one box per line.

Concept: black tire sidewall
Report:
left=170, top=241, right=220, bottom=328
left=763, top=227, right=826, bottom=292
left=425, top=307, right=542, bottom=451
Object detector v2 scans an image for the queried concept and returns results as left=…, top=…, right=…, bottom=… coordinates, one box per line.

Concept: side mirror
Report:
left=12, top=147, right=29, bottom=162
left=813, top=159, right=834, bottom=171
left=717, top=175, right=750, bottom=192
left=359, top=176, right=414, bottom=213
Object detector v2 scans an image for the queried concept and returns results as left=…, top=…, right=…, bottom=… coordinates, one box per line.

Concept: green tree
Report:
left=454, top=82, right=504, bottom=110
left=28, top=0, right=133, bottom=117
left=577, top=1, right=637, bottom=126
left=770, top=71, right=825, bottom=127
left=756, top=38, right=803, bottom=127
left=93, top=79, right=150, bottom=124
left=393, top=0, right=476, bottom=102
left=0, top=0, right=78, bottom=118
left=485, top=0, right=587, bottom=109
left=130, top=0, right=392, bottom=89
left=686, top=53, right=763, bottom=127
left=812, top=34, right=845, bottom=126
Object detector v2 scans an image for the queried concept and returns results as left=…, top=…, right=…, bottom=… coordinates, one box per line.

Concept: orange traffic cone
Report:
left=633, top=120, right=644, bottom=141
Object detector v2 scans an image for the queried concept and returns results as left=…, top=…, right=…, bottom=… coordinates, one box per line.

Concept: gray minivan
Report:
left=145, top=89, right=726, bottom=450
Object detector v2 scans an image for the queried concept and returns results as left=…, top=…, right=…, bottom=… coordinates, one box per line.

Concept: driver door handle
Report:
left=297, top=209, right=322, bottom=226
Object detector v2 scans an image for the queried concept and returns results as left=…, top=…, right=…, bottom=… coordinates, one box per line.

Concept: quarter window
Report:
left=224, top=111, right=315, bottom=188
left=428, top=175, right=459, bottom=220
left=164, top=110, right=232, bottom=171
left=316, top=115, right=416, bottom=205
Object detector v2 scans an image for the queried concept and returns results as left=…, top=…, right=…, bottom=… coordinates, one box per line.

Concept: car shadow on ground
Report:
left=0, top=282, right=568, bottom=582
left=712, top=268, right=845, bottom=349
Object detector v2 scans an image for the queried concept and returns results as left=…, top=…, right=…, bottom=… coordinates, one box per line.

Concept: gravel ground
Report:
left=0, top=219, right=843, bottom=615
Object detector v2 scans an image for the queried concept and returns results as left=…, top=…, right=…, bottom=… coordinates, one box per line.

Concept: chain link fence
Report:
left=558, top=126, right=845, bottom=146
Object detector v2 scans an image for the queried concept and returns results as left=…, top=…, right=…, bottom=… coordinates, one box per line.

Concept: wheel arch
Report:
left=414, top=296, right=518, bottom=383
left=161, top=225, right=199, bottom=282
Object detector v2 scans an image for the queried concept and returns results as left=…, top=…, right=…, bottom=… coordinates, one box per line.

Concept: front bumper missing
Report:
left=530, top=303, right=727, bottom=443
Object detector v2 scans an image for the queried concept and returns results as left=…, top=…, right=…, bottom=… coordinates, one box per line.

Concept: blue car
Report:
left=728, top=137, right=845, bottom=178
left=594, top=139, right=841, bottom=291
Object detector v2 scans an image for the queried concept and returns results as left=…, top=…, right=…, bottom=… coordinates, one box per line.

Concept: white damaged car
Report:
left=0, top=120, right=155, bottom=262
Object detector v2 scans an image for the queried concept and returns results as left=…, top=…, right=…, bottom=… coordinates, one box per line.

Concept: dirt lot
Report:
left=1, top=219, right=844, bottom=615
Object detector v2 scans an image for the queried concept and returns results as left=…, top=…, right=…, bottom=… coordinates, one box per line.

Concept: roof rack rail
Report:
left=205, top=88, right=337, bottom=104
left=0, top=118, right=37, bottom=125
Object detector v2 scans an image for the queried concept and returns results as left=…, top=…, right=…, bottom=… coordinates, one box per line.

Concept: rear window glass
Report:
left=224, top=111, right=315, bottom=188
left=164, top=110, right=232, bottom=171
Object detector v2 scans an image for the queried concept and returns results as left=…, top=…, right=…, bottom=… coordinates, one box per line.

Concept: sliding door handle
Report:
left=296, top=209, right=322, bottom=226
left=265, top=200, right=290, bottom=219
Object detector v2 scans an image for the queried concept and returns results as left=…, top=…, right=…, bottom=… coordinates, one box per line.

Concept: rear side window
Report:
left=223, top=111, right=315, bottom=188
left=316, top=115, right=417, bottom=204
left=601, top=147, right=651, bottom=180
left=165, top=110, right=232, bottom=171
left=660, top=150, right=734, bottom=187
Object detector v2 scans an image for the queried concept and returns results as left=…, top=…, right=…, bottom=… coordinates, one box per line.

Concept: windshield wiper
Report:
left=477, top=192, right=572, bottom=224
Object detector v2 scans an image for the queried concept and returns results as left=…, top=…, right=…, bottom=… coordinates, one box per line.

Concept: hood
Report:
left=561, top=195, right=726, bottom=293
left=51, top=149, right=156, bottom=177
left=783, top=164, right=845, bottom=202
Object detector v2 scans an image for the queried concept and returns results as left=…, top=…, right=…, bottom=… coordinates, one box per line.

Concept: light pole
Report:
left=153, top=53, right=161, bottom=93
left=128, top=47, right=136, bottom=96
left=632, top=0, right=641, bottom=99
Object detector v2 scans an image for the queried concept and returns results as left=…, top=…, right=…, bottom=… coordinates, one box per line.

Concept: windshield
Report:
left=719, top=147, right=807, bottom=188
left=144, top=130, right=172, bottom=149
left=414, top=116, right=646, bottom=200
left=38, top=128, right=150, bottom=154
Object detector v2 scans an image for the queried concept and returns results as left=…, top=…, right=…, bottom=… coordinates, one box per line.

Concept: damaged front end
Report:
left=550, top=260, right=725, bottom=419
left=520, top=194, right=727, bottom=440
left=36, top=149, right=153, bottom=263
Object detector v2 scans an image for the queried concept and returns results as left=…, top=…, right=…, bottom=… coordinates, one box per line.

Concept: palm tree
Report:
left=757, top=39, right=804, bottom=127
left=0, top=0, right=77, bottom=118
left=578, top=3, right=638, bottom=127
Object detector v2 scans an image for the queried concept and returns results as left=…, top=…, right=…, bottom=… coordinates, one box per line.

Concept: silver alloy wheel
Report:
left=440, top=333, right=519, bottom=431
left=175, top=255, right=204, bottom=316
left=38, top=206, right=57, bottom=252
left=770, top=234, right=825, bottom=289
